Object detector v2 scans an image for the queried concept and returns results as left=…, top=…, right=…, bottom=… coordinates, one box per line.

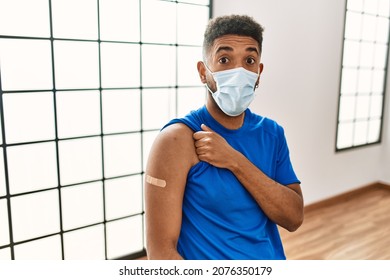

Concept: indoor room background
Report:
left=0, top=0, right=389, bottom=260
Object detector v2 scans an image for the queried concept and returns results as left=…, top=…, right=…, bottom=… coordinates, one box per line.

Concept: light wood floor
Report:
left=279, top=183, right=390, bottom=260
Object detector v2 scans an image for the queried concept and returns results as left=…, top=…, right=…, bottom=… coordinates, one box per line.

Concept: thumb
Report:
left=201, top=124, right=213, bottom=132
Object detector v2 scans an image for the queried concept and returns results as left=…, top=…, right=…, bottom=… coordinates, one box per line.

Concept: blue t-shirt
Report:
left=162, top=106, right=300, bottom=260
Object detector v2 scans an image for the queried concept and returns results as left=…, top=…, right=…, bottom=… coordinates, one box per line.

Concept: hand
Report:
left=193, top=124, right=237, bottom=169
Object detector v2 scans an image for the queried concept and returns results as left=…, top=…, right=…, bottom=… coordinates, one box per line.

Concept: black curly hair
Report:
left=203, top=15, right=264, bottom=61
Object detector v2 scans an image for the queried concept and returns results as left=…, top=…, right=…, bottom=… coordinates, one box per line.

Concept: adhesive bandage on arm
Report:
left=146, top=175, right=167, bottom=188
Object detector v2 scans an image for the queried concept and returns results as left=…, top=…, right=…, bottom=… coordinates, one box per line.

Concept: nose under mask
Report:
left=204, top=65, right=259, bottom=117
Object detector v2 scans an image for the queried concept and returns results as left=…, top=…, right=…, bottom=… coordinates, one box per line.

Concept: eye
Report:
left=246, top=57, right=256, bottom=65
left=218, top=57, right=230, bottom=64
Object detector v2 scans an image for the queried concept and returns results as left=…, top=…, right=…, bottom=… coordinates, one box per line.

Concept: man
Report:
left=145, top=14, right=303, bottom=260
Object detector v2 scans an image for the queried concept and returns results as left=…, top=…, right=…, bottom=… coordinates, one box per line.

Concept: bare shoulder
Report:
left=146, top=123, right=198, bottom=174
left=158, top=123, right=195, bottom=145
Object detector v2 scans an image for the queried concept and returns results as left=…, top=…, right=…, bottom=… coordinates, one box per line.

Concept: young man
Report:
left=145, top=15, right=303, bottom=260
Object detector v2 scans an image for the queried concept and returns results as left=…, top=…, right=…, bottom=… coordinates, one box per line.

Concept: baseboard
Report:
left=377, top=181, right=390, bottom=190
left=304, top=181, right=390, bottom=214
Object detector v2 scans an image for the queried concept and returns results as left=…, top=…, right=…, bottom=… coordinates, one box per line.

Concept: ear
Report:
left=255, top=63, right=264, bottom=87
left=259, top=63, right=264, bottom=74
left=197, top=61, right=207, bottom=84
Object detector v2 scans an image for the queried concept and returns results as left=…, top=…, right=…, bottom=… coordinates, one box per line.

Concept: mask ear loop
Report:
left=203, top=61, right=214, bottom=75
left=203, top=62, right=217, bottom=95
left=205, top=83, right=215, bottom=95
left=254, top=65, right=261, bottom=90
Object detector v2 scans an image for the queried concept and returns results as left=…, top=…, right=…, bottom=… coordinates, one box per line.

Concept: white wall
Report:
left=213, top=0, right=389, bottom=204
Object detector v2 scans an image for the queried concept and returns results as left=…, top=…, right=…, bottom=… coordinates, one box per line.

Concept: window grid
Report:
left=0, top=0, right=211, bottom=260
left=336, top=0, right=390, bottom=151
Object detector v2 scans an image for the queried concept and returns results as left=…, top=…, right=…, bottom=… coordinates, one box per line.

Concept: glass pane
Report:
left=106, top=215, right=143, bottom=259
left=372, top=70, right=385, bottom=93
left=0, top=248, right=11, bottom=260
left=338, top=96, right=356, bottom=122
left=102, top=90, right=141, bottom=134
left=177, top=87, right=206, bottom=117
left=100, top=43, right=140, bottom=88
left=7, top=142, right=58, bottom=195
left=378, top=0, right=390, bottom=16
left=141, top=0, right=176, bottom=44
left=142, top=131, right=159, bottom=171
left=11, top=190, right=60, bottom=242
left=0, top=149, right=7, bottom=197
left=374, top=44, right=388, bottom=69
left=58, top=137, right=102, bottom=186
left=142, top=88, right=176, bottom=130
left=0, top=199, right=9, bottom=246
left=337, top=122, right=354, bottom=149
left=14, top=235, right=62, bottom=260
left=357, top=69, right=372, bottom=94
left=142, top=45, right=176, bottom=87
left=178, top=46, right=203, bottom=86
left=177, top=4, right=209, bottom=45
left=0, top=0, right=50, bottom=37
left=353, top=120, right=368, bottom=145
left=103, top=134, right=142, bottom=178
left=51, top=0, right=98, bottom=40
left=369, top=95, right=383, bottom=118
left=99, top=0, right=140, bottom=42
left=61, top=182, right=103, bottom=230
left=368, top=119, right=381, bottom=143
left=342, top=40, right=360, bottom=67
left=64, top=224, right=105, bottom=260
left=341, top=68, right=358, bottom=94
left=364, top=0, right=379, bottom=15
left=56, top=90, right=101, bottom=139
left=54, top=41, right=99, bottom=90
left=355, top=95, right=370, bottom=119
left=362, top=14, right=377, bottom=41
left=3, top=92, right=55, bottom=144
left=347, top=0, right=364, bottom=12
left=105, top=175, right=143, bottom=220
left=376, top=18, right=390, bottom=43
left=0, top=39, right=52, bottom=91
left=359, top=42, right=374, bottom=68
left=345, top=11, right=362, bottom=40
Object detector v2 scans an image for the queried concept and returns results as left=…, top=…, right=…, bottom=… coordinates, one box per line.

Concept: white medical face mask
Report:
left=205, top=65, right=259, bottom=117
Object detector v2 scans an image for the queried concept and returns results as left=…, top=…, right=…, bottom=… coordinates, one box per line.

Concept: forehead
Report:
left=210, top=35, right=259, bottom=54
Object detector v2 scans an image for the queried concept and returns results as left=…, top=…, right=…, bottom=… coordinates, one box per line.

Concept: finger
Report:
left=193, top=130, right=208, bottom=140
left=195, top=149, right=210, bottom=161
left=195, top=146, right=205, bottom=155
left=201, top=124, right=213, bottom=132
left=194, top=138, right=206, bottom=148
left=197, top=154, right=209, bottom=163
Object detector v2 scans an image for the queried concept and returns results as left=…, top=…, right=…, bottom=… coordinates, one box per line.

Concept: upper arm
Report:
left=145, top=123, right=198, bottom=259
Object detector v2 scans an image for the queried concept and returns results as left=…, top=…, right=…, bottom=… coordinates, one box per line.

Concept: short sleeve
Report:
left=275, top=126, right=301, bottom=186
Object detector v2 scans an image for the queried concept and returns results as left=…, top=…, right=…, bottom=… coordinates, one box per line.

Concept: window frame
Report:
left=336, top=0, right=390, bottom=152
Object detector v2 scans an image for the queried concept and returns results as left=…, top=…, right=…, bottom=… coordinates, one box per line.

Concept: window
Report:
left=336, top=0, right=390, bottom=151
left=0, top=0, right=210, bottom=260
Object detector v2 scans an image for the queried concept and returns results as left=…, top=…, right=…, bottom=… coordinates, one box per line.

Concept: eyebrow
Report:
left=246, top=47, right=259, bottom=54
left=215, top=46, right=234, bottom=54
left=215, top=46, right=259, bottom=55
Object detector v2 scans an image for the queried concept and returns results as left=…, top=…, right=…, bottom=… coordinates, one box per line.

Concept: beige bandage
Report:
left=146, top=175, right=167, bottom=188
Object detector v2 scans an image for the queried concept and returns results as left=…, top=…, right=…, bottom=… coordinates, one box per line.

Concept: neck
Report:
left=205, top=96, right=245, bottom=130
